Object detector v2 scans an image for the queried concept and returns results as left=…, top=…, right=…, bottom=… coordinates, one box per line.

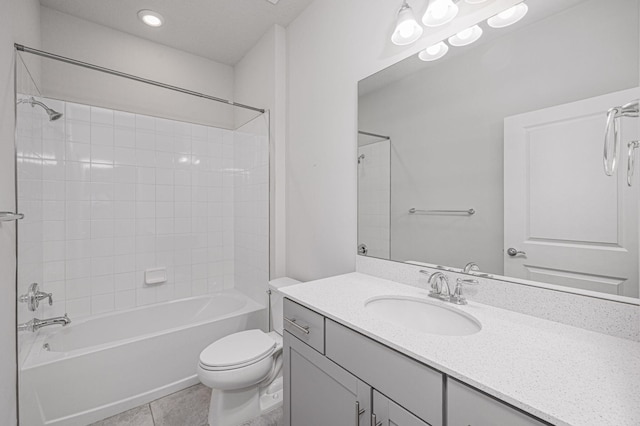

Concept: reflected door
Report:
left=504, top=88, right=639, bottom=297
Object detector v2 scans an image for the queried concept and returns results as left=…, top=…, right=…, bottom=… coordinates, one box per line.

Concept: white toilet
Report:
left=197, top=278, right=300, bottom=426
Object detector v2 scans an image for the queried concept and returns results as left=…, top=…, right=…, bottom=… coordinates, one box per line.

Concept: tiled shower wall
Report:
left=16, top=97, right=268, bottom=322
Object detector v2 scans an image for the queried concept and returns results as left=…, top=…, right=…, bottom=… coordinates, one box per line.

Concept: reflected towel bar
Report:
left=409, top=208, right=475, bottom=215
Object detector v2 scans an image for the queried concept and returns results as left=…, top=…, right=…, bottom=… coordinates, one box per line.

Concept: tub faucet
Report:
left=18, top=314, right=71, bottom=332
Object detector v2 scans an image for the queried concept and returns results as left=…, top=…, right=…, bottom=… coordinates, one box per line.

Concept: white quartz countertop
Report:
left=279, top=272, right=640, bottom=426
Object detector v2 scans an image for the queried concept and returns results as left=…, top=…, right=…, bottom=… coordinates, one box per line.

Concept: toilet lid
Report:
left=199, top=329, right=276, bottom=369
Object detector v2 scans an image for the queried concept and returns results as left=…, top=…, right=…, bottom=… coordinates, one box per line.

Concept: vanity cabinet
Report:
left=283, top=298, right=549, bottom=426
left=447, top=379, right=548, bottom=426
left=284, top=332, right=372, bottom=426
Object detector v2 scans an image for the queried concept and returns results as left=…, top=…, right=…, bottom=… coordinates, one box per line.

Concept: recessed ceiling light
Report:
left=138, top=10, right=164, bottom=27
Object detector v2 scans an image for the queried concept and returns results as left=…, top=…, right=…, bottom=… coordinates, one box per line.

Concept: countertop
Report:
left=279, top=272, right=640, bottom=426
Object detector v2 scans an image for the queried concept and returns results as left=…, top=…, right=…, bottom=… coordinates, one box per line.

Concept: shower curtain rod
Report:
left=358, top=130, right=390, bottom=140
left=15, top=44, right=265, bottom=114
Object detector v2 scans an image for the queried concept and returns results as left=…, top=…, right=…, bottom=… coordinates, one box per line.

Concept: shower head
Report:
left=358, top=154, right=366, bottom=164
left=18, top=97, right=63, bottom=121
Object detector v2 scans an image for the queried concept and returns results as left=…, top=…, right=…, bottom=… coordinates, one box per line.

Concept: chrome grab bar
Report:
left=284, top=317, right=310, bottom=334
left=628, top=141, right=640, bottom=186
left=409, top=208, right=475, bottom=215
left=604, top=100, right=639, bottom=176
left=0, top=212, right=24, bottom=222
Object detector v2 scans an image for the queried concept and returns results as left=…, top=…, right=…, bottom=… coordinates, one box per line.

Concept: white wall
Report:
left=234, top=25, right=287, bottom=279
left=39, top=7, right=236, bottom=129
left=358, top=0, right=639, bottom=274
left=285, top=0, right=520, bottom=281
left=0, top=1, right=41, bottom=423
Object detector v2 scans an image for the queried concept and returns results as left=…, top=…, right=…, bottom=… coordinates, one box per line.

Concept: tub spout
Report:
left=18, top=314, right=71, bottom=332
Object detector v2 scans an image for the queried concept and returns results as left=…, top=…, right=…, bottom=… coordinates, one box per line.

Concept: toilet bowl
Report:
left=197, top=277, right=300, bottom=426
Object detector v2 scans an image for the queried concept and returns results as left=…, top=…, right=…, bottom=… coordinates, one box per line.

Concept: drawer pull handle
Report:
left=355, top=401, right=365, bottom=426
left=371, top=413, right=382, bottom=426
left=284, top=317, right=310, bottom=334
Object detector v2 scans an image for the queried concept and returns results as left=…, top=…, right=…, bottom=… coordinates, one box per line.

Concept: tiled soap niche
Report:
left=16, top=97, right=269, bottom=320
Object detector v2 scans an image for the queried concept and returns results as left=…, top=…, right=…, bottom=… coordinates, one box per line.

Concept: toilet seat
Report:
left=199, top=329, right=276, bottom=371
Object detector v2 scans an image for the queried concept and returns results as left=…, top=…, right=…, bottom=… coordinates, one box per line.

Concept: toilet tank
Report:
left=269, top=277, right=301, bottom=335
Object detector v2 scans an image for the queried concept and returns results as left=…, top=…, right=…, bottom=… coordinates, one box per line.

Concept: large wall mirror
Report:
left=358, top=0, right=640, bottom=301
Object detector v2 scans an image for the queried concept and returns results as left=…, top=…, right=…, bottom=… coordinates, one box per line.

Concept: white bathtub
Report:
left=20, top=290, right=266, bottom=426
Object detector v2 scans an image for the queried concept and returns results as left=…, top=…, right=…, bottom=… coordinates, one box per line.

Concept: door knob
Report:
left=507, top=248, right=526, bottom=257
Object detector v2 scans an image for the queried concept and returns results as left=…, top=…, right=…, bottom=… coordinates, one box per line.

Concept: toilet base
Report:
left=208, top=376, right=283, bottom=426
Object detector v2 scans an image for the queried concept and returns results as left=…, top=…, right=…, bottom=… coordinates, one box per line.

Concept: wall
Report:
left=358, top=0, right=639, bottom=274
left=234, top=25, right=287, bottom=279
left=285, top=0, right=520, bottom=282
left=39, top=7, right=236, bottom=129
left=17, top=98, right=258, bottom=321
left=0, top=0, right=41, bottom=423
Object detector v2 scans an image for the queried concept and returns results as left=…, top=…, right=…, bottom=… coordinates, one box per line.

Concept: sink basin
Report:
left=364, top=296, right=482, bottom=336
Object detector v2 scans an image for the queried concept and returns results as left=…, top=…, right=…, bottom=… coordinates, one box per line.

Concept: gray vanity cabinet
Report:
left=372, top=390, right=430, bottom=426
left=283, top=330, right=372, bottom=426
left=447, top=379, right=548, bottom=426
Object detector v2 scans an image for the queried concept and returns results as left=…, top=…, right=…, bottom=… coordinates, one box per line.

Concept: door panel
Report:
left=284, top=331, right=371, bottom=426
left=372, top=390, right=430, bottom=426
left=504, top=87, right=640, bottom=297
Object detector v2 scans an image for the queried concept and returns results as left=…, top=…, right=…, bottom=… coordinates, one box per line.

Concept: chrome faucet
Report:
left=463, top=262, right=480, bottom=274
left=452, top=278, right=479, bottom=305
left=18, top=314, right=71, bottom=332
left=421, top=271, right=452, bottom=301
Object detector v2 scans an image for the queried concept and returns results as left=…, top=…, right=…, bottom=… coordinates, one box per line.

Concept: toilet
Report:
left=197, top=277, right=301, bottom=426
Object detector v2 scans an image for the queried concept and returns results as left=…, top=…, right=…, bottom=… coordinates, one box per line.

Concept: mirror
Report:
left=358, top=0, right=640, bottom=300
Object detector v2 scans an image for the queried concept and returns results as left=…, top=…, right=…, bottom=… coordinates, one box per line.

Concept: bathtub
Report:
left=20, top=290, right=266, bottom=426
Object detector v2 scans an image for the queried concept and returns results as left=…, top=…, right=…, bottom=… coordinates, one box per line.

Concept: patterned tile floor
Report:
left=89, top=384, right=283, bottom=426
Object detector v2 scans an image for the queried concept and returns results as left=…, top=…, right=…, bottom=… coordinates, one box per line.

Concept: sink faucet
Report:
left=18, top=314, right=71, bottom=332
left=421, top=271, right=452, bottom=301
left=463, top=262, right=480, bottom=274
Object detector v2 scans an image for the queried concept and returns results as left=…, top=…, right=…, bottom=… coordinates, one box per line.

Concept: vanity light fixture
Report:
left=138, top=10, right=164, bottom=27
left=418, top=41, right=449, bottom=61
left=487, top=2, right=528, bottom=28
left=465, top=0, right=488, bottom=3
left=391, top=1, right=424, bottom=46
left=448, top=24, right=483, bottom=46
left=423, top=0, right=459, bottom=27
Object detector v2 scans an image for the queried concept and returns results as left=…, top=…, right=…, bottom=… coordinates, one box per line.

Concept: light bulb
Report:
left=418, top=41, right=449, bottom=61
left=423, top=0, right=458, bottom=27
left=498, top=7, right=516, bottom=19
left=430, top=1, right=449, bottom=19
left=457, top=28, right=473, bottom=40
left=448, top=25, right=483, bottom=47
left=487, top=2, right=528, bottom=29
left=391, top=2, right=424, bottom=46
left=138, top=10, right=164, bottom=27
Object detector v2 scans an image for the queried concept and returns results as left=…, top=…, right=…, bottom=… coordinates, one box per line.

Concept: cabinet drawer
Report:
left=283, top=299, right=325, bottom=354
left=447, top=379, right=549, bottom=426
left=326, top=319, right=443, bottom=426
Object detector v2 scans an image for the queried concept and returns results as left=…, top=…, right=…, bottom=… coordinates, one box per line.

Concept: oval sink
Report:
left=364, top=296, right=482, bottom=336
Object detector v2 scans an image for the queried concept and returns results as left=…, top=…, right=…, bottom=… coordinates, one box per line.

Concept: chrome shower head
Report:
left=19, top=97, right=63, bottom=121
left=358, top=154, right=366, bottom=164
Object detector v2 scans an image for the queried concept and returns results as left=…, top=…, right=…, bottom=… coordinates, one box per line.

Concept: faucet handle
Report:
left=452, top=278, right=479, bottom=305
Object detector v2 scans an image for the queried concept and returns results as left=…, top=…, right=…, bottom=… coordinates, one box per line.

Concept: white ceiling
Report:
left=39, top=0, right=314, bottom=65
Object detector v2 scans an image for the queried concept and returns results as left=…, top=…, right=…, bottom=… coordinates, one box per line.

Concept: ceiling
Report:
left=39, top=0, right=314, bottom=65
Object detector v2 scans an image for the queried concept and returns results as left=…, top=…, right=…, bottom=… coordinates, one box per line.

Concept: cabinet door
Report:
left=448, top=379, right=549, bottom=426
left=284, top=330, right=371, bottom=426
left=372, top=390, right=431, bottom=426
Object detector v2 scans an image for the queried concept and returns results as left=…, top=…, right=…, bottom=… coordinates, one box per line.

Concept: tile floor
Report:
left=89, top=384, right=283, bottom=426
